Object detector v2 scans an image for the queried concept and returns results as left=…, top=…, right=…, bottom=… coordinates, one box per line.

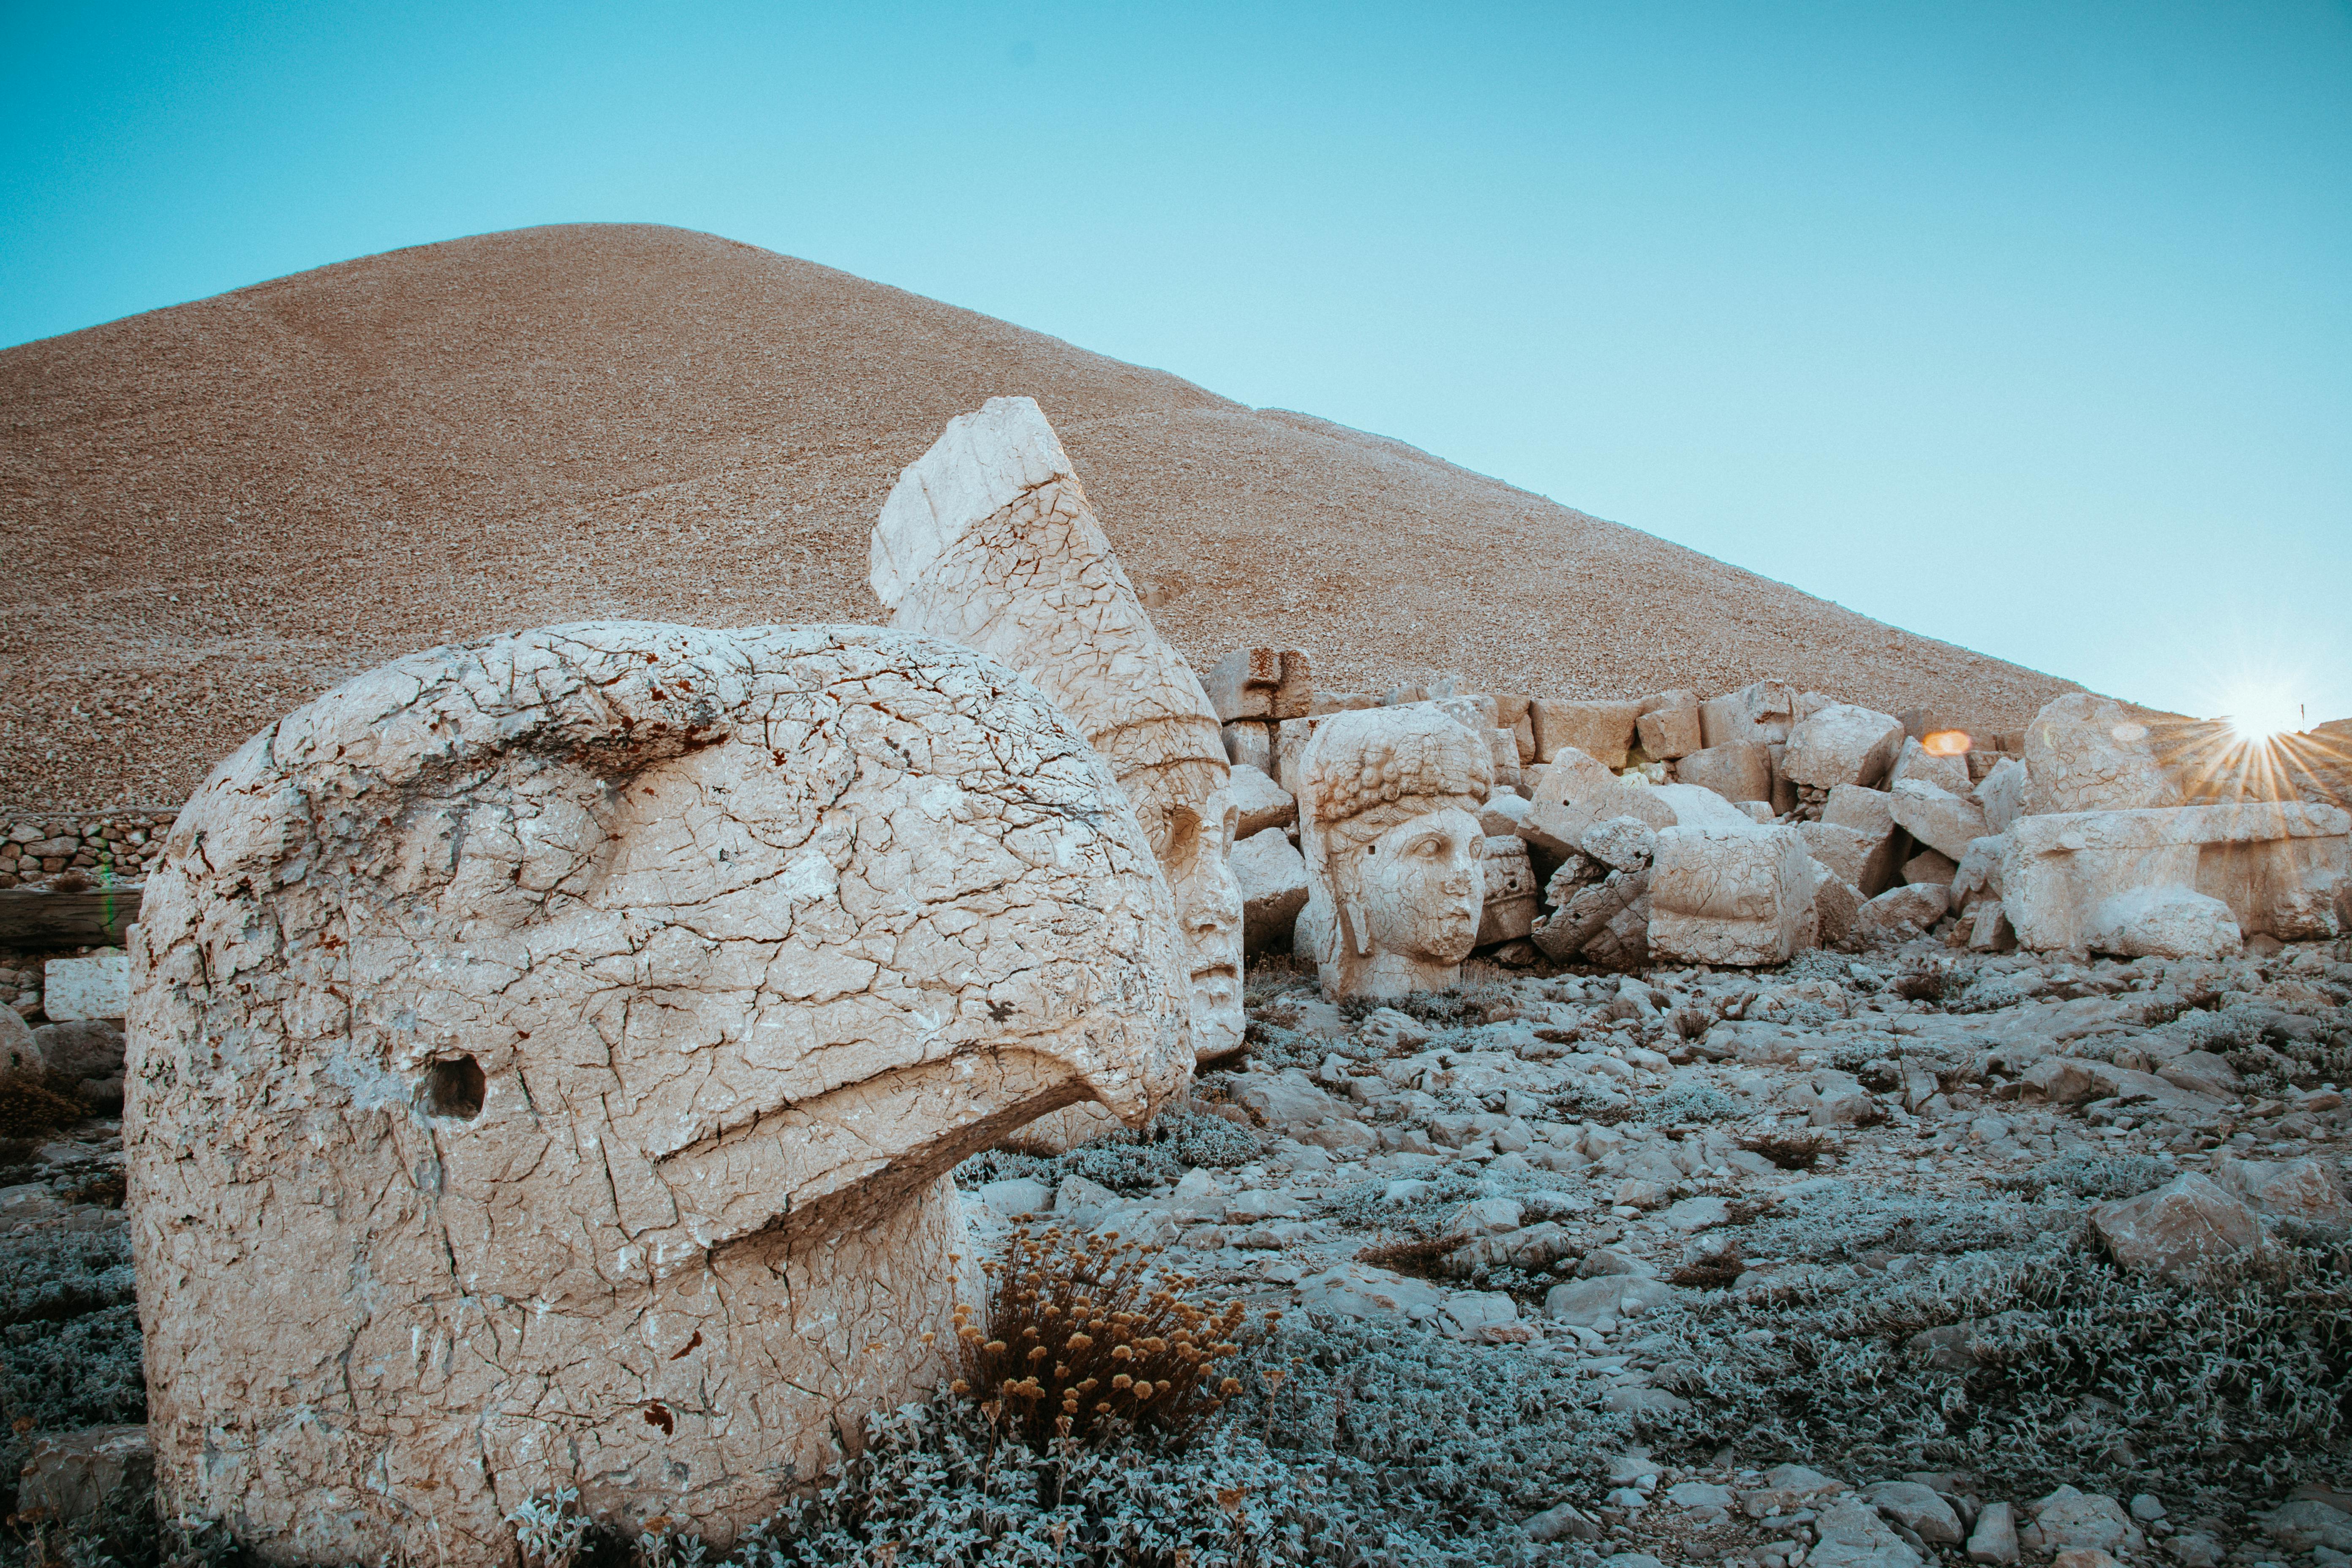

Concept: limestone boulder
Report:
left=1889, top=735, right=1970, bottom=795
left=2087, top=884, right=2242, bottom=960
left=14, top=1425, right=153, bottom=1527
left=128, top=622, right=1192, bottom=1558
left=1781, top=704, right=1904, bottom=790
left=1812, top=867, right=1864, bottom=947
left=1865, top=1481, right=1964, bottom=1546
left=1823, top=781, right=1897, bottom=837
left=1636, top=702, right=1703, bottom=760
left=1232, top=828, right=1312, bottom=954
left=1227, top=763, right=1296, bottom=838
left=1903, top=849, right=1959, bottom=887
left=2000, top=801, right=2349, bottom=952
left=1677, top=741, right=1774, bottom=804
left=2214, top=1155, right=2351, bottom=1227
left=1478, top=834, right=1539, bottom=944
left=0, top=1007, right=44, bottom=1090
left=1975, top=754, right=2028, bottom=834
left=1856, top=883, right=1950, bottom=938
left=1700, top=681, right=1798, bottom=749
left=2023, top=693, right=2183, bottom=815
left=44, top=952, right=128, bottom=1022
left=1541, top=1274, right=1681, bottom=1328
left=1204, top=645, right=1312, bottom=724
left=1532, top=698, right=1642, bottom=769
left=1648, top=825, right=1813, bottom=967
left=1527, top=747, right=1673, bottom=844
left=1948, top=835, right=2007, bottom=910
left=1583, top=815, right=1658, bottom=872
left=2090, top=1174, right=2261, bottom=1279
left=1812, top=1497, right=1927, bottom=1568
left=1890, top=779, right=1990, bottom=860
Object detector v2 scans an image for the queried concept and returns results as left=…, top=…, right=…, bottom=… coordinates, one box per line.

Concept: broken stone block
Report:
left=1903, top=848, right=1958, bottom=887
left=1309, top=689, right=1377, bottom=715
left=1583, top=815, right=1658, bottom=872
left=1677, top=741, right=1774, bottom=803
left=1966, top=900, right=2017, bottom=952
left=1531, top=699, right=1643, bottom=768
left=1295, top=706, right=1492, bottom=1000
left=1204, top=645, right=1313, bottom=723
left=2090, top=1173, right=2260, bottom=1279
left=0, top=1008, right=43, bottom=1090
left=1223, top=719, right=1272, bottom=773
left=43, top=950, right=128, bottom=1022
left=873, top=395, right=1243, bottom=1060
left=1532, top=869, right=1650, bottom=961
left=1968, top=1502, right=2021, bottom=1565
left=129, top=621, right=1192, bottom=1556
left=1227, top=763, right=1296, bottom=839
left=1274, top=713, right=1326, bottom=796
left=1802, top=821, right=1897, bottom=896
left=1782, top=703, right=1905, bottom=790
left=1479, top=792, right=1534, bottom=838
left=2087, top=883, right=2242, bottom=960
left=1949, top=835, right=2006, bottom=909
left=1636, top=703, right=1703, bottom=760
left=1824, top=781, right=1896, bottom=836
left=1700, top=681, right=1797, bottom=749
left=1233, top=828, right=1312, bottom=955
left=2213, top=1155, right=2352, bottom=1227
left=1528, top=748, right=1674, bottom=843
left=1813, top=1496, right=1928, bottom=1568
left=1999, top=801, right=2349, bottom=951
left=1976, top=755, right=2028, bottom=835
left=1890, top=779, right=1991, bottom=861
left=1889, top=735, right=1970, bottom=795
left=2024, top=693, right=2184, bottom=815
left=1648, top=825, right=1813, bottom=967
left=1856, top=883, right=1950, bottom=937
left=1541, top=1274, right=1681, bottom=1328
left=1813, top=868, right=1864, bottom=947
left=2025, top=1489, right=2145, bottom=1558
left=1478, top=835, right=1538, bottom=944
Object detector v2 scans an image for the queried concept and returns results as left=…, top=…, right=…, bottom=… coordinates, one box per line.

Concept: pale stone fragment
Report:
left=1781, top=703, right=1904, bottom=789
left=1801, top=822, right=1892, bottom=894
left=1531, top=698, right=1642, bottom=768
left=1889, top=735, right=1971, bottom=795
left=1295, top=706, right=1492, bottom=1000
left=1223, top=719, right=1271, bottom=773
left=1204, top=645, right=1312, bottom=722
left=1478, top=791, right=1534, bottom=838
left=871, top=396, right=1243, bottom=1060
left=1527, top=748, right=1674, bottom=844
left=1677, top=741, right=1773, bottom=803
left=0, top=1008, right=43, bottom=1089
left=1976, top=754, right=2029, bottom=834
left=1648, top=825, right=1813, bottom=966
left=1700, top=681, right=1798, bottom=749
left=43, top=951, right=129, bottom=1022
left=2090, top=1173, right=2260, bottom=1279
left=1227, top=763, right=1297, bottom=838
left=1478, top=834, right=1538, bottom=944
left=128, top=622, right=1190, bottom=1558
left=1999, top=801, right=2349, bottom=952
left=1903, top=848, right=1959, bottom=887
left=2088, top=885, right=2242, bottom=959
left=1636, top=704, right=1703, bottom=760
left=1823, top=781, right=1897, bottom=837
left=1813, top=868, right=1864, bottom=947
left=1309, top=690, right=1377, bottom=715
left=1582, top=816, right=1658, bottom=872
left=2023, top=693, right=2184, bottom=815
left=1232, top=827, right=1311, bottom=954
left=1856, top=883, right=1950, bottom=936
left=1949, top=834, right=2007, bottom=909
left=1890, top=779, right=1992, bottom=860
left=1813, top=1497, right=1928, bottom=1568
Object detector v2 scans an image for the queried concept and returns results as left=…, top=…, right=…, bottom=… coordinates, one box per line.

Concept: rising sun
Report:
left=2218, top=681, right=2306, bottom=745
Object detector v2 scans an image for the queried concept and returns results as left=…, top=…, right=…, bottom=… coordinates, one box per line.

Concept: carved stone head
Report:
left=1297, top=706, right=1494, bottom=999
left=871, top=396, right=1244, bottom=1062
left=127, top=623, right=1187, bottom=1560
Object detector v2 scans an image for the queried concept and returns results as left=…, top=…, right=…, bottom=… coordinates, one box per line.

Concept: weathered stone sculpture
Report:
left=128, top=623, right=1190, bottom=1561
left=1295, top=707, right=1493, bottom=999
left=871, top=396, right=1244, bottom=1062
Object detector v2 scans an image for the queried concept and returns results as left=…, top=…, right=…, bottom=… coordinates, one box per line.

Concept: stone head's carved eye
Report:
left=423, top=1056, right=486, bottom=1121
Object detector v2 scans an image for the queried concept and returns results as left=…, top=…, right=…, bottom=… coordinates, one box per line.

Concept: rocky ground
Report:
left=2, top=935, right=2347, bottom=1565
left=954, top=934, right=2352, bottom=1568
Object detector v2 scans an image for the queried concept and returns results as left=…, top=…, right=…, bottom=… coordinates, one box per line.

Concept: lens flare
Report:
left=2217, top=682, right=2306, bottom=746
left=1921, top=730, right=1971, bottom=757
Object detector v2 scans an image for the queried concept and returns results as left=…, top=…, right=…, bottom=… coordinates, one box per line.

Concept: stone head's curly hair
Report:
left=1301, top=707, right=1493, bottom=855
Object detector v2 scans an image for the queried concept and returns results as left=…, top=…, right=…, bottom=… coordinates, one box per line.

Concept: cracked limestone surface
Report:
left=1295, top=706, right=1493, bottom=1001
left=126, top=621, right=1189, bottom=1563
left=871, top=395, right=1244, bottom=1067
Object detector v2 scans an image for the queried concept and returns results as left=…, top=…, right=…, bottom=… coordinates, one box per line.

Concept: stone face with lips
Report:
left=126, top=622, right=1189, bottom=1562
left=871, top=395, right=1245, bottom=1062
left=1297, top=706, right=1494, bottom=1000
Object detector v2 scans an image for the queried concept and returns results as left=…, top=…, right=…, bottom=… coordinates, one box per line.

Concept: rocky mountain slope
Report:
left=0, top=223, right=2074, bottom=808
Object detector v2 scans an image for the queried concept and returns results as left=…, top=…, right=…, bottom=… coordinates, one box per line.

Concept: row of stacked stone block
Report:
left=1205, top=645, right=2351, bottom=973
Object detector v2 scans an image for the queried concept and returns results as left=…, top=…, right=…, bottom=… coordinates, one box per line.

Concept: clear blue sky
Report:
left=5, top=1, right=2348, bottom=725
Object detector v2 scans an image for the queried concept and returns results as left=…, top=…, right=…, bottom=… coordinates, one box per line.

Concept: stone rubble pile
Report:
left=0, top=809, right=174, bottom=890
left=1208, top=664, right=2350, bottom=987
